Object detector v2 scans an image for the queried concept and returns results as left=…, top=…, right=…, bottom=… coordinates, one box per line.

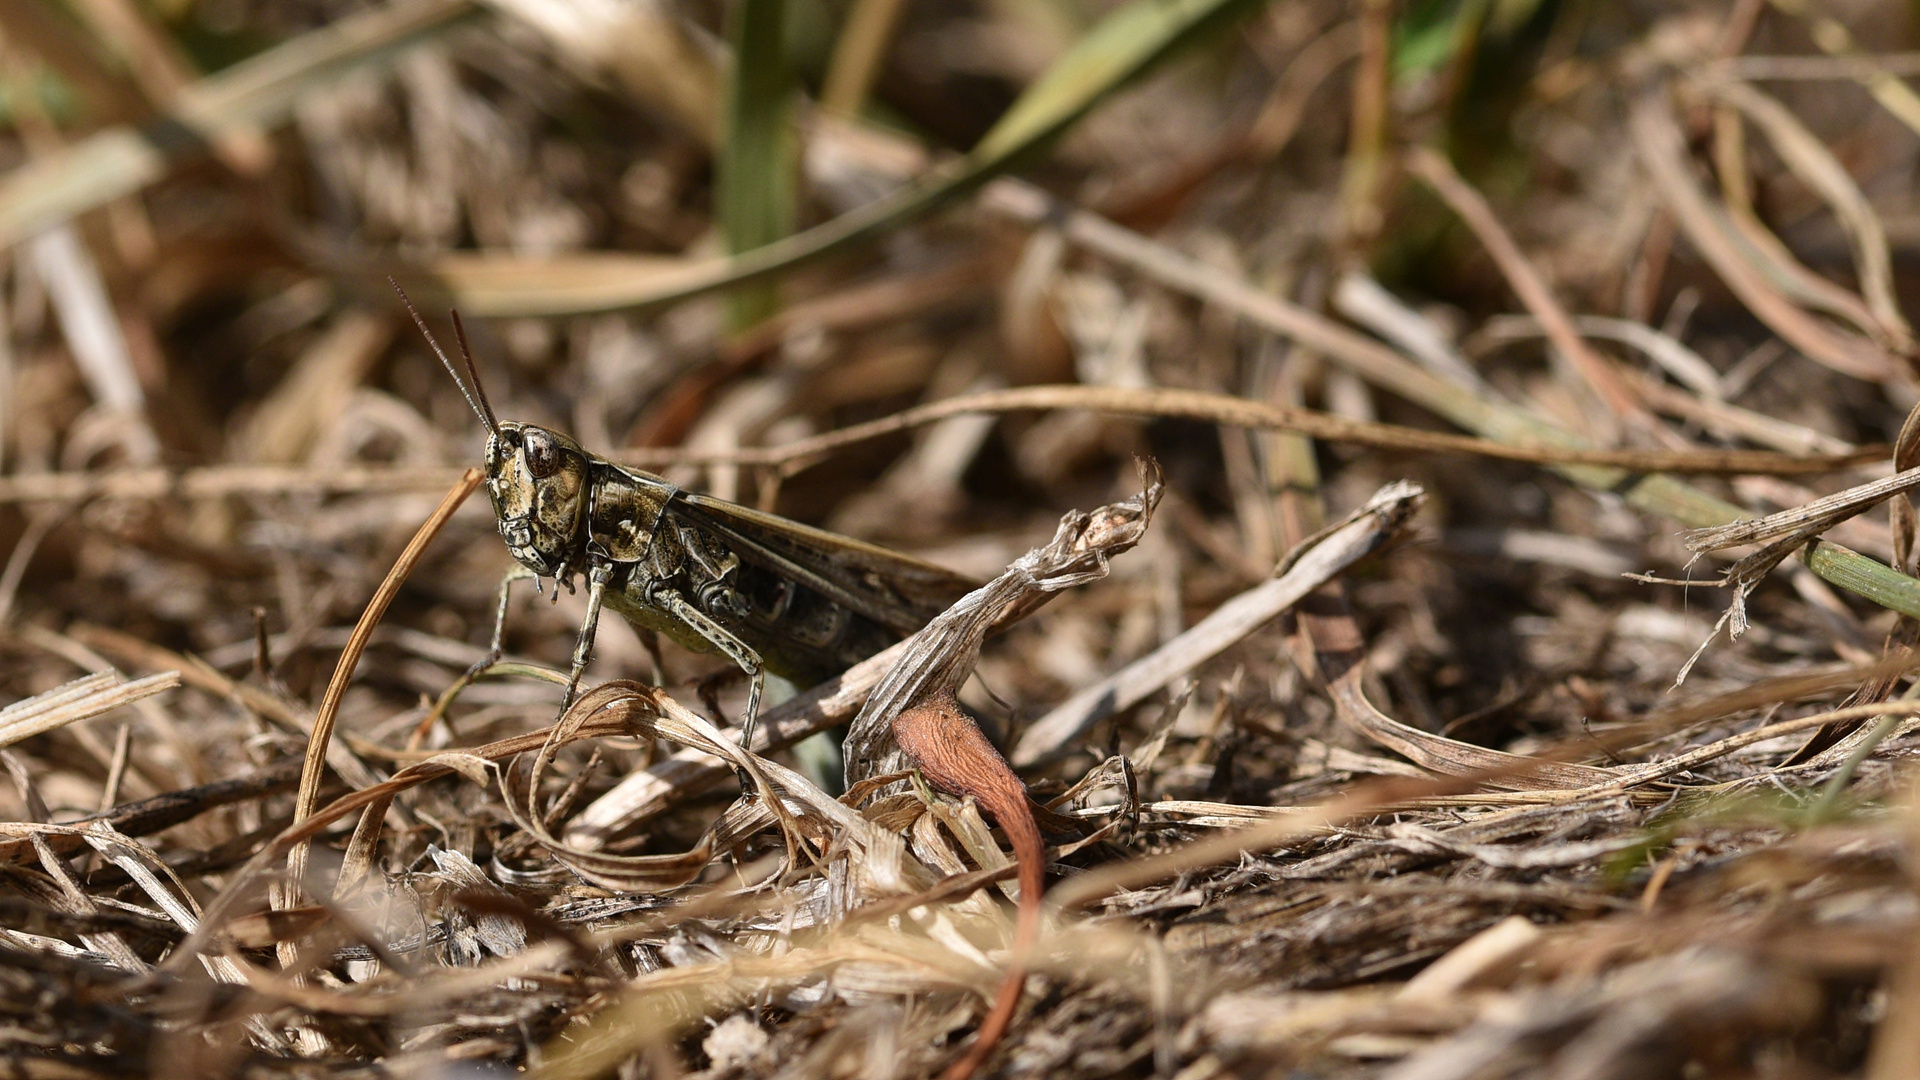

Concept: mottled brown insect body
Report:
left=398, top=284, right=972, bottom=746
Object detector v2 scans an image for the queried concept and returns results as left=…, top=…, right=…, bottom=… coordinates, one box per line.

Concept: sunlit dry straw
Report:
left=0, top=670, right=179, bottom=751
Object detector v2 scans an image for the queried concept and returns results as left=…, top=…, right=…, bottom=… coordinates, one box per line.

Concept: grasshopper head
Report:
left=387, top=282, right=591, bottom=576
left=486, top=422, right=590, bottom=576
left=389, top=282, right=591, bottom=580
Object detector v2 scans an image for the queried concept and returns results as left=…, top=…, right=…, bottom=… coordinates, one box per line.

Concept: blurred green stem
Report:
left=721, top=0, right=796, bottom=330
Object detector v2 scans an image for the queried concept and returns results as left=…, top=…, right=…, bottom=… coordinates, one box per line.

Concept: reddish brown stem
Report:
left=892, top=690, right=1043, bottom=1080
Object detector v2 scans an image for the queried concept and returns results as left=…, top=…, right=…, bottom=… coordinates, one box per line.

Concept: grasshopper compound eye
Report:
left=523, top=428, right=561, bottom=479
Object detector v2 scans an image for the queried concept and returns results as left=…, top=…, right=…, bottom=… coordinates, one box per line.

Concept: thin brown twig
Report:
left=760, top=385, right=1880, bottom=478
left=0, top=386, right=1884, bottom=508
left=1405, top=145, right=1653, bottom=426
left=283, top=468, right=482, bottom=904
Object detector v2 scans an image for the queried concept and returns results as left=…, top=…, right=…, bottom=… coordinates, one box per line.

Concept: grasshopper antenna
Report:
left=389, top=277, right=497, bottom=436
left=446, top=309, right=498, bottom=434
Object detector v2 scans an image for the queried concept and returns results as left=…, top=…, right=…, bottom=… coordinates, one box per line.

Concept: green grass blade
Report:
left=969, top=0, right=1254, bottom=163
left=393, top=0, right=1263, bottom=317
left=720, top=0, right=797, bottom=329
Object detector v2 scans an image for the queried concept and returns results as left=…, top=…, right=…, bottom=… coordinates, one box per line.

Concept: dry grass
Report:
left=4, top=1, right=1920, bottom=1078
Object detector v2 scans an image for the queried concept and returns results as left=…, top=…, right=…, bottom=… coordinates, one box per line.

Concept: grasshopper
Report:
left=396, top=286, right=975, bottom=748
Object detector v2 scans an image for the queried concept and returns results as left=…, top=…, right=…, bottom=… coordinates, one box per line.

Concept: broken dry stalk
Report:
left=1684, top=468, right=1920, bottom=555
left=1011, top=479, right=1424, bottom=766
left=1673, top=467, right=1920, bottom=667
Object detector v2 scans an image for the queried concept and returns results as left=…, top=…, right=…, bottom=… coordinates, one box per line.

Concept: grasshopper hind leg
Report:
left=645, top=582, right=767, bottom=752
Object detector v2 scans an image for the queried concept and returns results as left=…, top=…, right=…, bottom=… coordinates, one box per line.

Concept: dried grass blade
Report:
left=0, top=384, right=1888, bottom=508
left=841, top=467, right=1161, bottom=1080
left=1405, top=146, right=1648, bottom=424
left=388, top=252, right=698, bottom=318
left=0, top=0, right=478, bottom=247
left=164, top=708, right=639, bottom=977
left=532, top=939, right=986, bottom=1080
left=760, top=384, right=1885, bottom=478
left=0, top=671, right=179, bottom=750
left=0, top=464, right=467, bottom=504
left=1334, top=271, right=1493, bottom=393
left=229, top=940, right=572, bottom=1017
left=979, top=181, right=1920, bottom=621
left=846, top=465, right=1164, bottom=780
left=822, top=0, right=910, bottom=116
left=1588, top=702, right=1920, bottom=794
left=1627, top=89, right=1898, bottom=381
left=1672, top=468, right=1920, bottom=661
left=1481, top=313, right=1724, bottom=402
left=1778, top=4, right=1920, bottom=143
left=481, top=0, right=718, bottom=141
left=30, top=226, right=147, bottom=419
left=285, top=469, right=481, bottom=902
left=1046, top=772, right=1498, bottom=911
left=564, top=634, right=914, bottom=845
left=1321, top=630, right=1618, bottom=790
left=1699, top=76, right=1911, bottom=349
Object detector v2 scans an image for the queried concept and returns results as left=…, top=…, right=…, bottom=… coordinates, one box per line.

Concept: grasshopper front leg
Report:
left=422, top=564, right=541, bottom=738
left=483, top=564, right=541, bottom=669
left=560, top=561, right=614, bottom=712
left=644, top=582, right=766, bottom=750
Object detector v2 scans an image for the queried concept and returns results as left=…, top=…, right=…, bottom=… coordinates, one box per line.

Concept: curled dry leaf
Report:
left=841, top=461, right=1162, bottom=1080
left=504, top=681, right=945, bottom=897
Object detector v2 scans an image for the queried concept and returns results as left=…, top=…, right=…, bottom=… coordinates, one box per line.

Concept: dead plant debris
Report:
left=6, top=1, right=1920, bottom=1078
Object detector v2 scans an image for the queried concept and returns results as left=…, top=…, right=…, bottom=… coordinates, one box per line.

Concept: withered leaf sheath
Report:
left=395, top=284, right=975, bottom=746
left=844, top=461, right=1164, bottom=783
